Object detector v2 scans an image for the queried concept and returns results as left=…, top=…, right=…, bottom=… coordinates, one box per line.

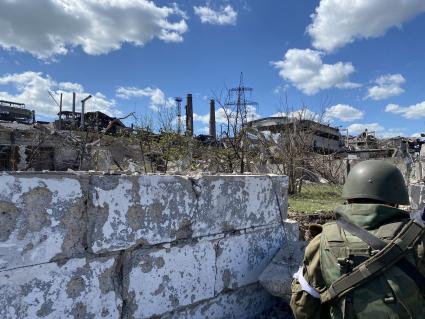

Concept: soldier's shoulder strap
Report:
left=320, top=219, right=425, bottom=303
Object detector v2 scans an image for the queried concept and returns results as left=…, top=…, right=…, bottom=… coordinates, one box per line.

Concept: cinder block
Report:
left=410, top=184, right=425, bottom=210
left=164, top=284, right=279, bottom=319
left=0, top=256, right=122, bottom=319
left=259, top=240, right=306, bottom=302
left=88, top=175, right=288, bottom=253
left=88, top=175, right=196, bottom=253
left=0, top=173, right=87, bottom=270
left=214, top=225, right=285, bottom=293
left=192, top=175, right=288, bottom=237
left=283, top=219, right=300, bottom=242
left=123, top=241, right=216, bottom=318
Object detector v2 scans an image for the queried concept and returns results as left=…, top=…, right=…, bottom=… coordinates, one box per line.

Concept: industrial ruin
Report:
left=1, top=75, right=422, bottom=178
left=1, top=77, right=425, bottom=319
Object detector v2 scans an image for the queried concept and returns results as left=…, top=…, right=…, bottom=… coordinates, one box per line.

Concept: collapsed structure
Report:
left=0, top=100, right=34, bottom=124
left=0, top=75, right=423, bottom=186
left=246, top=117, right=343, bottom=154
left=56, top=110, right=126, bottom=133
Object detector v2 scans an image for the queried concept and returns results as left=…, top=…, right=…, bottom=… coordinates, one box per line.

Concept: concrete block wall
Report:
left=406, top=184, right=425, bottom=226
left=0, top=172, right=298, bottom=319
left=410, top=183, right=425, bottom=211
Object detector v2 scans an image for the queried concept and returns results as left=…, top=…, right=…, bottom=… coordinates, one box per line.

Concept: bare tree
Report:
left=212, top=87, right=252, bottom=173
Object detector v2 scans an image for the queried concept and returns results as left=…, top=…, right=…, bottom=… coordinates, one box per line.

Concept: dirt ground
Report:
left=289, top=211, right=335, bottom=240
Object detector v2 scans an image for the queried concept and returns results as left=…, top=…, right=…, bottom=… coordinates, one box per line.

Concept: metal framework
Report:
left=225, top=73, right=258, bottom=131
left=0, top=100, right=33, bottom=123
left=174, top=97, right=183, bottom=134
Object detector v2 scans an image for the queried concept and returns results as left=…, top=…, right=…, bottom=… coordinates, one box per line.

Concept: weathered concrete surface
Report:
left=192, top=175, right=287, bottom=237
left=406, top=184, right=425, bottom=225
left=410, top=184, right=424, bottom=210
left=123, top=240, right=216, bottom=318
left=410, top=209, right=425, bottom=226
left=89, top=175, right=196, bottom=253
left=88, top=175, right=288, bottom=253
left=0, top=256, right=122, bottom=319
left=214, top=225, right=284, bottom=293
left=0, top=172, right=297, bottom=319
left=164, top=284, right=279, bottom=319
left=259, top=219, right=305, bottom=302
left=122, top=223, right=295, bottom=318
left=0, top=173, right=87, bottom=270
left=258, top=241, right=306, bottom=302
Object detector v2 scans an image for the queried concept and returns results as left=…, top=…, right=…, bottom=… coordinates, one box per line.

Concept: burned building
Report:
left=0, top=126, right=57, bottom=171
left=56, top=111, right=126, bottom=134
left=347, top=129, right=379, bottom=151
left=246, top=116, right=343, bottom=154
left=345, top=130, right=414, bottom=159
left=0, top=100, right=34, bottom=124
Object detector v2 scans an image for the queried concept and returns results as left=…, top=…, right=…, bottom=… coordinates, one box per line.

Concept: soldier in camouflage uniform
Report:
left=290, top=160, right=425, bottom=318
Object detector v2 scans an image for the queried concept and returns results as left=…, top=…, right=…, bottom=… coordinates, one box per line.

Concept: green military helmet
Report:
left=343, top=160, right=409, bottom=205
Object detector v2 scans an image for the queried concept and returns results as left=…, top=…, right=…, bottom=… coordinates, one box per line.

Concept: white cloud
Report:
left=366, top=74, right=405, bottom=100
left=380, top=130, right=405, bottom=138
left=271, top=49, right=356, bottom=95
left=0, top=0, right=188, bottom=59
left=194, top=5, right=237, bottom=25
left=307, top=0, right=425, bottom=52
left=270, top=108, right=319, bottom=121
left=290, top=109, right=318, bottom=121
left=116, top=86, right=175, bottom=111
left=199, top=126, right=210, bottom=134
left=58, top=82, right=84, bottom=93
left=193, top=113, right=210, bottom=124
left=347, top=122, right=384, bottom=134
left=347, top=122, right=406, bottom=138
left=194, top=105, right=260, bottom=124
left=385, top=101, right=425, bottom=119
left=0, top=71, right=117, bottom=116
left=336, top=82, right=362, bottom=89
left=273, top=84, right=290, bottom=95
left=324, top=104, right=364, bottom=122
left=245, top=105, right=261, bottom=122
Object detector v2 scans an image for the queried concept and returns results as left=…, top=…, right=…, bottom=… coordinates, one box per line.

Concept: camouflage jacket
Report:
left=290, top=204, right=425, bottom=319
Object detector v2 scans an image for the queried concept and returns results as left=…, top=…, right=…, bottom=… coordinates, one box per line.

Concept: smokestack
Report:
left=72, top=92, right=76, bottom=124
left=209, top=99, right=216, bottom=139
left=175, top=97, right=182, bottom=134
left=185, top=94, right=193, bottom=136
left=81, top=101, right=85, bottom=129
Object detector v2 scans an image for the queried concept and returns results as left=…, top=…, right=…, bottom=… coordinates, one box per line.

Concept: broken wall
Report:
left=0, top=172, right=298, bottom=319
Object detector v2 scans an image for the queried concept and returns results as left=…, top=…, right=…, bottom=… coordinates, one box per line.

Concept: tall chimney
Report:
left=209, top=99, right=216, bottom=139
left=185, top=94, right=193, bottom=136
left=72, top=92, right=76, bottom=125
left=80, top=100, right=85, bottom=129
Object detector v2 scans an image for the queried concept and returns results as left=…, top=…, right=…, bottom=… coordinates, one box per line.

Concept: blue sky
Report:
left=1, top=0, right=425, bottom=137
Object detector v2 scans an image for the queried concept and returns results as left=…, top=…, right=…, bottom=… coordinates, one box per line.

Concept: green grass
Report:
left=288, top=183, right=343, bottom=214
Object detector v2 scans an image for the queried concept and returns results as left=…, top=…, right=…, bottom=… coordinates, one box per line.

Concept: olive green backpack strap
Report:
left=320, top=220, right=424, bottom=303
left=374, top=221, right=405, bottom=240
left=323, top=222, right=344, bottom=241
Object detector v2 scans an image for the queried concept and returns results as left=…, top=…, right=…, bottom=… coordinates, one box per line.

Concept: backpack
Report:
left=319, top=219, right=425, bottom=319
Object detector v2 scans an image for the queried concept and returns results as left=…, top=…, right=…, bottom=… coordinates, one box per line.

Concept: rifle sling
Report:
left=336, top=217, right=425, bottom=299
left=320, top=219, right=425, bottom=303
